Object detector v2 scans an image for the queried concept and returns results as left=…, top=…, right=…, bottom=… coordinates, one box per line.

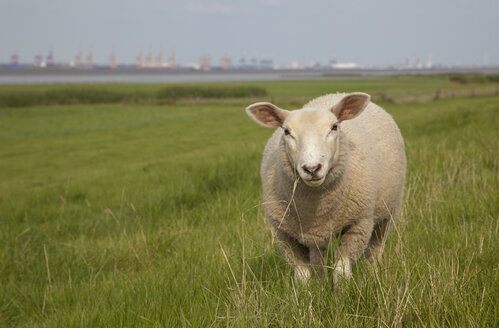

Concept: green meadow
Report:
left=0, top=76, right=497, bottom=327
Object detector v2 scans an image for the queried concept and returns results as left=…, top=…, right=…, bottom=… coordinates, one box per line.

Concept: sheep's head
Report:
left=246, top=93, right=370, bottom=187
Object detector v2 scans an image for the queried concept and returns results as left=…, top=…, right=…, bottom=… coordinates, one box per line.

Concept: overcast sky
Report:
left=1, top=0, right=498, bottom=66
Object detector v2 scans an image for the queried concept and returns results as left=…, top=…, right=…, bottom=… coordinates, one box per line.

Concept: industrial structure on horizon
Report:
left=3, top=48, right=494, bottom=71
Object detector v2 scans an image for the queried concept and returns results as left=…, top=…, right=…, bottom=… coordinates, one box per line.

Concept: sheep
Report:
left=245, top=92, right=406, bottom=283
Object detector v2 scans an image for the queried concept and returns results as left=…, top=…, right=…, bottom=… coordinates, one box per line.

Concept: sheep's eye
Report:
left=331, top=124, right=338, bottom=131
left=284, top=128, right=290, bottom=135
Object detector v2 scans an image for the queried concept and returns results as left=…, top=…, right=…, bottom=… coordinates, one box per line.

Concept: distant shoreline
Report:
left=1, top=67, right=498, bottom=85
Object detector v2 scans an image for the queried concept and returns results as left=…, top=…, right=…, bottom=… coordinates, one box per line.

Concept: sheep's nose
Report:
left=302, top=164, right=322, bottom=175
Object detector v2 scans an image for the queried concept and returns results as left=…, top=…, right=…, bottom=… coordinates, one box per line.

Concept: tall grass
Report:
left=0, top=85, right=268, bottom=108
left=156, top=85, right=268, bottom=101
left=448, top=73, right=499, bottom=84
left=0, top=80, right=497, bottom=326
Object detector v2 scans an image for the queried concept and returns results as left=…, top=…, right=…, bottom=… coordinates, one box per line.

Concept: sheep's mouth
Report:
left=301, top=175, right=325, bottom=187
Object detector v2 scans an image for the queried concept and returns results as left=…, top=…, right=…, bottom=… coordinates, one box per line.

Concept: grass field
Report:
left=0, top=77, right=498, bottom=327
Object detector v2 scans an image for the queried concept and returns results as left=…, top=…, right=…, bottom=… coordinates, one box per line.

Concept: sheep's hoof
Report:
left=333, top=270, right=351, bottom=285
left=294, top=266, right=311, bottom=284
left=332, top=260, right=352, bottom=284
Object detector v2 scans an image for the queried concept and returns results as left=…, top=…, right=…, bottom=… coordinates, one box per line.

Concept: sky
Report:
left=1, top=0, right=498, bottom=67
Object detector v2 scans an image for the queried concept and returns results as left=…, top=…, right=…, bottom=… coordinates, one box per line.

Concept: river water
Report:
left=1, top=67, right=496, bottom=85
left=0, top=70, right=338, bottom=85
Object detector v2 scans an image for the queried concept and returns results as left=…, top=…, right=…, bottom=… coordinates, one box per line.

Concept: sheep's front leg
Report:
left=334, top=218, right=374, bottom=282
left=275, top=230, right=311, bottom=283
left=309, top=245, right=326, bottom=279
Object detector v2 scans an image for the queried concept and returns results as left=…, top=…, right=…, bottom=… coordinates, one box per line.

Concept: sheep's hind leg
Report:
left=275, top=230, right=311, bottom=283
left=365, top=217, right=392, bottom=265
left=334, top=218, right=374, bottom=283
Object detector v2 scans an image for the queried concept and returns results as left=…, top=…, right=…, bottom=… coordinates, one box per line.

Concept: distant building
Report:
left=404, top=57, right=411, bottom=68
left=329, top=54, right=358, bottom=69
left=425, top=55, right=433, bottom=69
left=414, top=57, right=422, bottom=69
left=220, top=52, right=231, bottom=70
left=34, top=52, right=43, bottom=67
left=145, top=50, right=153, bottom=68
left=260, top=57, right=273, bottom=70
left=249, top=56, right=258, bottom=69
left=238, top=57, right=247, bottom=69
left=331, top=62, right=359, bottom=69
left=85, top=49, right=93, bottom=68
left=291, top=61, right=301, bottom=69
left=10, top=52, right=19, bottom=66
left=156, top=50, right=163, bottom=68
left=329, top=55, right=338, bottom=67
left=199, top=55, right=211, bottom=71
left=309, top=61, right=321, bottom=69
left=181, top=62, right=201, bottom=70
left=136, top=51, right=143, bottom=68
left=46, top=50, right=54, bottom=67
left=109, top=50, right=117, bottom=69
left=167, top=50, right=176, bottom=68
left=74, top=51, right=83, bottom=67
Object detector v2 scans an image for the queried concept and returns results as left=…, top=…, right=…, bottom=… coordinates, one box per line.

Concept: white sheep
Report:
left=246, top=92, right=406, bottom=283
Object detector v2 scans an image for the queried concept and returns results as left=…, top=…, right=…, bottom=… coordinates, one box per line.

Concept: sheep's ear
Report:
left=330, top=92, right=371, bottom=122
left=245, top=102, right=290, bottom=127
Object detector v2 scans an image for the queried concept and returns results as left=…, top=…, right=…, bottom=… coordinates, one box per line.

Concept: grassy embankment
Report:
left=0, top=76, right=497, bottom=327
left=1, top=73, right=498, bottom=107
